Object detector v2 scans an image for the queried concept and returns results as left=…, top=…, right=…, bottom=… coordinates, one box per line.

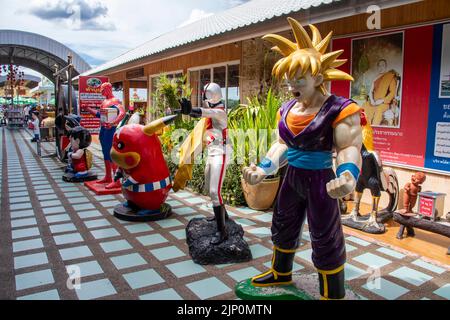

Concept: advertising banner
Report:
left=424, top=23, right=450, bottom=172
left=78, top=76, right=109, bottom=134
left=332, top=25, right=438, bottom=171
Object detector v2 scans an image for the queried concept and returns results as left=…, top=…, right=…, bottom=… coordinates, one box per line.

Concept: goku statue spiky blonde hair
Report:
left=263, top=17, right=354, bottom=94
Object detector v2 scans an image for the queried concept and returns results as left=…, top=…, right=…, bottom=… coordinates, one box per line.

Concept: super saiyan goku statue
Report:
left=242, top=18, right=363, bottom=300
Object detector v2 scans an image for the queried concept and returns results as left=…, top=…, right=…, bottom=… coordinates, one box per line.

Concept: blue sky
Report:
left=0, top=0, right=249, bottom=74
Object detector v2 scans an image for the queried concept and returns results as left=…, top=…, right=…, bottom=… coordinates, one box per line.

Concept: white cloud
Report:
left=0, top=0, right=250, bottom=74
left=178, top=9, right=214, bottom=28
left=29, top=0, right=116, bottom=31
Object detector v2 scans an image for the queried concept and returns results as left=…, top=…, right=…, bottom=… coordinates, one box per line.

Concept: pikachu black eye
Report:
left=117, top=142, right=125, bottom=150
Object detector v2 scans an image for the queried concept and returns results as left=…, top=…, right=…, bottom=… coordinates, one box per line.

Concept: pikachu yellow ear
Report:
left=143, top=115, right=177, bottom=136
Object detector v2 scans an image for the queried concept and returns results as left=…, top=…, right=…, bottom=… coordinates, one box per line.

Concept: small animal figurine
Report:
left=397, top=172, right=426, bottom=239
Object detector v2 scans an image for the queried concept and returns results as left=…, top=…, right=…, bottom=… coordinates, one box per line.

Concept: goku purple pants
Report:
left=272, top=165, right=346, bottom=271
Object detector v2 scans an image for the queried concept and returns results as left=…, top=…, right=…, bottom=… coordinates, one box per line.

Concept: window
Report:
left=149, top=70, right=184, bottom=108
left=189, top=62, right=240, bottom=110
left=227, top=64, right=240, bottom=109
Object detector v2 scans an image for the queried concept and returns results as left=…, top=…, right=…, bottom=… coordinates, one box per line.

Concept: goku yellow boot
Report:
left=318, top=265, right=346, bottom=300
left=251, top=247, right=295, bottom=287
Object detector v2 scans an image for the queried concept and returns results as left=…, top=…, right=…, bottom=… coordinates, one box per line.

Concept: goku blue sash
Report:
left=287, top=148, right=333, bottom=170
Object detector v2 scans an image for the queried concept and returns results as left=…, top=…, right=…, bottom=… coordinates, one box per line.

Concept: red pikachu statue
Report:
left=110, top=115, right=177, bottom=221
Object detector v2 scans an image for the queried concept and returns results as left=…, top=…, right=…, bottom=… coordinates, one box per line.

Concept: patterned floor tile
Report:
left=376, top=248, right=406, bottom=259
left=137, top=234, right=168, bottom=246
left=389, top=267, right=433, bottom=286
left=72, top=203, right=96, bottom=211
left=412, top=259, right=447, bottom=275
left=40, top=200, right=62, bottom=208
left=100, top=240, right=133, bottom=253
left=10, top=210, right=35, bottom=219
left=46, top=214, right=71, bottom=224
left=123, top=269, right=164, bottom=289
left=172, top=207, right=197, bottom=216
left=235, top=207, right=260, bottom=215
left=59, top=246, right=93, bottom=261
left=151, top=246, right=185, bottom=261
left=17, top=289, right=60, bottom=300
left=197, top=204, right=214, bottom=213
left=155, top=219, right=184, bottom=229
left=33, top=185, right=53, bottom=190
left=247, top=227, right=271, bottom=238
left=90, top=228, right=120, bottom=240
left=75, top=279, right=116, bottom=300
left=38, top=194, right=59, bottom=201
left=15, top=269, right=54, bottom=291
left=59, top=187, right=80, bottom=193
left=10, top=203, right=33, bottom=211
left=43, top=207, right=66, bottom=215
left=167, top=260, right=206, bottom=278
left=14, top=252, right=49, bottom=270
left=140, top=288, right=182, bottom=300
left=173, top=192, right=192, bottom=199
left=95, top=195, right=117, bottom=201
left=235, top=218, right=256, bottom=227
left=125, top=224, right=153, bottom=234
left=186, top=277, right=231, bottom=300
left=166, top=200, right=183, bottom=207
left=12, top=227, right=40, bottom=240
left=249, top=244, right=272, bottom=259
left=346, top=236, right=371, bottom=247
left=54, top=233, right=84, bottom=245
left=77, top=210, right=102, bottom=219
left=362, top=278, right=409, bottom=300
left=68, top=197, right=88, bottom=204
left=227, top=267, right=261, bottom=282
left=50, top=223, right=77, bottom=234
left=184, top=197, right=206, bottom=205
left=345, top=263, right=368, bottom=281
left=66, top=261, right=104, bottom=278
left=8, top=187, right=28, bottom=192
left=13, top=238, right=44, bottom=253
left=253, top=213, right=273, bottom=223
left=110, top=253, right=147, bottom=270
left=65, top=192, right=84, bottom=198
left=11, top=217, right=37, bottom=229
left=296, top=249, right=313, bottom=264
left=170, top=229, right=186, bottom=240
left=353, top=253, right=392, bottom=269
left=100, top=201, right=120, bottom=208
left=84, top=219, right=112, bottom=229
left=9, top=196, right=31, bottom=204
left=434, top=284, right=450, bottom=300
left=9, top=191, right=29, bottom=198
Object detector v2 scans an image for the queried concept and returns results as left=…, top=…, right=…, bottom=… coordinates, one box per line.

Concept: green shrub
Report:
left=159, top=87, right=285, bottom=207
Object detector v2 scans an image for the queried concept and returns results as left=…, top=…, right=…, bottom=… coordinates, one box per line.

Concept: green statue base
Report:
left=235, top=273, right=361, bottom=300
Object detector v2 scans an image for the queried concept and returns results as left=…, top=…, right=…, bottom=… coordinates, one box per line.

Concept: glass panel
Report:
left=199, top=68, right=211, bottom=106
left=227, top=64, right=240, bottom=110
left=213, top=66, right=227, bottom=106
left=189, top=70, right=200, bottom=108
left=151, top=77, right=158, bottom=107
left=130, top=88, right=147, bottom=106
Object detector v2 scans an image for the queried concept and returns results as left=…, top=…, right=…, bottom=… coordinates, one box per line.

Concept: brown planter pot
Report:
left=241, top=177, right=281, bottom=211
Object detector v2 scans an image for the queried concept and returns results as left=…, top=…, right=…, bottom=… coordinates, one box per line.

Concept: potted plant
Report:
left=228, top=89, right=282, bottom=210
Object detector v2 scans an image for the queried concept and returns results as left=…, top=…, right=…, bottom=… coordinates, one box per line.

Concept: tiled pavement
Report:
left=0, top=128, right=449, bottom=301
